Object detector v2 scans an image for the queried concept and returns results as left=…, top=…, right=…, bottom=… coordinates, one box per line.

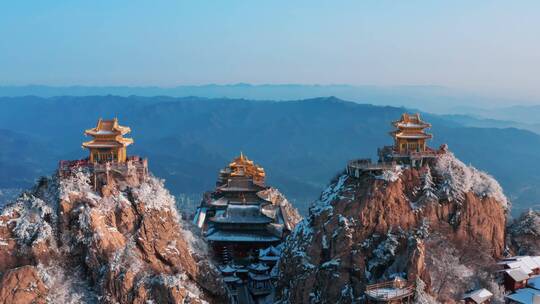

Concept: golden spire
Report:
left=228, top=152, right=266, bottom=184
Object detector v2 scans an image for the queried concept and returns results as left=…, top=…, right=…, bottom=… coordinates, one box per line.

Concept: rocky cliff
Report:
left=276, top=152, right=509, bottom=303
left=0, top=168, right=225, bottom=304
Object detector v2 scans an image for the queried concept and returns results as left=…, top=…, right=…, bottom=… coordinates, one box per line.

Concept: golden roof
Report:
left=390, top=113, right=433, bottom=140
left=392, top=113, right=431, bottom=129
left=390, top=130, right=432, bottom=139
left=228, top=152, right=266, bottom=181
left=82, top=137, right=134, bottom=148
left=84, top=118, right=131, bottom=137
left=82, top=118, right=134, bottom=148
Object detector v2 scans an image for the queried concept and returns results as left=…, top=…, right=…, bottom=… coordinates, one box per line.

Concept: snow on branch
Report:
left=411, top=167, right=438, bottom=210
left=4, top=193, right=55, bottom=246
left=310, top=174, right=348, bottom=216
left=58, top=169, right=93, bottom=200
left=433, top=152, right=509, bottom=209
left=375, top=167, right=402, bottom=182
left=132, top=176, right=179, bottom=218
left=509, top=209, right=540, bottom=237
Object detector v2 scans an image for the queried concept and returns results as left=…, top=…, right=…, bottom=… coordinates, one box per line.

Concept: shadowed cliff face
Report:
left=276, top=152, right=508, bottom=304
left=0, top=169, right=225, bottom=304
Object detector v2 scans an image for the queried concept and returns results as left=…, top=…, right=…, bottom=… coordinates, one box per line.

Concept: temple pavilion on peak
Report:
left=378, top=113, right=441, bottom=167
left=193, top=153, right=295, bottom=264
left=59, top=118, right=147, bottom=192
left=82, top=118, right=134, bottom=163
left=390, top=113, right=432, bottom=155
left=347, top=113, right=446, bottom=177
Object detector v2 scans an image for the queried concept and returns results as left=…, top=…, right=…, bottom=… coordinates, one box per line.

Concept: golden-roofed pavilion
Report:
left=82, top=118, right=134, bottom=163
left=390, top=113, right=433, bottom=154
left=227, top=152, right=266, bottom=185
left=349, top=112, right=443, bottom=176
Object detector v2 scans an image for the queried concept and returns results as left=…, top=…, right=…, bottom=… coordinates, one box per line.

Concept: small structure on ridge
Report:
left=248, top=263, right=272, bottom=297
left=462, top=288, right=493, bottom=304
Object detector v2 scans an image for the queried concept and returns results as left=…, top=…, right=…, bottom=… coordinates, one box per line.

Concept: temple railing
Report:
left=346, top=159, right=397, bottom=178
left=378, top=145, right=443, bottom=159
left=58, top=159, right=91, bottom=177
left=365, top=279, right=415, bottom=301
left=347, top=159, right=397, bottom=170
left=390, top=150, right=440, bottom=159
left=58, top=156, right=148, bottom=178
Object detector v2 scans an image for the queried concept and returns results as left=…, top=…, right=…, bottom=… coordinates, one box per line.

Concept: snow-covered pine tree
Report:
left=412, top=167, right=438, bottom=209
left=421, top=167, right=437, bottom=201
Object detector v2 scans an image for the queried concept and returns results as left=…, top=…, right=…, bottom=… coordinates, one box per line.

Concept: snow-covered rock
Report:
left=0, top=169, right=225, bottom=303
left=433, top=152, right=509, bottom=209
left=375, top=168, right=402, bottom=183
left=276, top=152, right=508, bottom=304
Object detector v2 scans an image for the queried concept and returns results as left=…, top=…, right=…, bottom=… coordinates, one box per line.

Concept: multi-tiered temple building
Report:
left=195, top=154, right=300, bottom=303
left=82, top=118, right=134, bottom=163
left=194, top=153, right=298, bottom=264
left=347, top=113, right=444, bottom=177
left=379, top=113, right=438, bottom=167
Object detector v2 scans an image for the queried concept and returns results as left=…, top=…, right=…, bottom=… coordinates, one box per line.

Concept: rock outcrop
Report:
left=276, top=152, right=508, bottom=303
left=0, top=169, right=226, bottom=303
left=0, top=265, right=48, bottom=304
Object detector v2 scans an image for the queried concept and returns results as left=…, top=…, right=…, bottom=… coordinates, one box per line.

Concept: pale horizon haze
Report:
left=1, top=1, right=539, bottom=99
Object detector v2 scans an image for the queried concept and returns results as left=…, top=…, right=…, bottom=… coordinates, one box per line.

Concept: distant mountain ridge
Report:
left=448, top=105, right=540, bottom=131
left=1, top=84, right=537, bottom=114
left=1, top=95, right=539, bottom=215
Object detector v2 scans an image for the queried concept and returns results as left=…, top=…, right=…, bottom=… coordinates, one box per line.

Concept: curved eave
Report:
left=394, top=134, right=432, bottom=139
left=118, top=138, right=134, bottom=145
left=84, top=127, right=131, bottom=136
left=82, top=139, right=134, bottom=148
left=113, top=126, right=131, bottom=134
left=392, top=122, right=431, bottom=129
left=84, top=129, right=120, bottom=136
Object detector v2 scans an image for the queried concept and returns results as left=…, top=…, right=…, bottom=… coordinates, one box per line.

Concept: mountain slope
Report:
left=276, top=152, right=508, bottom=303
left=0, top=168, right=225, bottom=303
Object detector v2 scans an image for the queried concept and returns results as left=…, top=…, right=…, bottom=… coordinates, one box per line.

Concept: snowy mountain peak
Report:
left=0, top=168, right=225, bottom=303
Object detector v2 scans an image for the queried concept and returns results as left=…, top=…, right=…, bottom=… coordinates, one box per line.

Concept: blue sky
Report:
left=0, top=1, right=539, bottom=97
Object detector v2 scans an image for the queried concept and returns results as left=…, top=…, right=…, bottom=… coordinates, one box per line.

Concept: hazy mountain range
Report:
left=1, top=95, right=540, bottom=216
left=2, top=84, right=540, bottom=118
